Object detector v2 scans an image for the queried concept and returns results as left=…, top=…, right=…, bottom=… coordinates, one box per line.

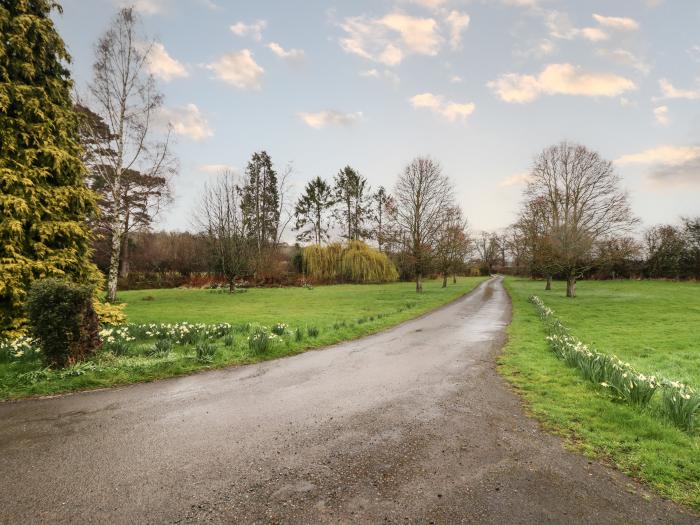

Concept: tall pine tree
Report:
left=0, top=1, right=99, bottom=335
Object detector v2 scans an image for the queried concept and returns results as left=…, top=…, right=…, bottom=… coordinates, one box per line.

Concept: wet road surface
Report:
left=0, top=277, right=697, bottom=524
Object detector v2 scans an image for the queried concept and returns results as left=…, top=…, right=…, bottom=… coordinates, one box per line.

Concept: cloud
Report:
left=498, top=171, right=533, bottom=188
left=409, top=92, right=475, bottom=122
left=616, top=145, right=700, bottom=186
left=657, top=78, right=700, bottom=100
left=488, top=63, right=636, bottom=103
left=653, top=105, right=669, bottom=125
left=450, top=74, right=463, bottom=83
left=616, top=145, right=700, bottom=166
left=230, top=20, right=267, bottom=42
left=405, top=0, right=448, bottom=10
left=160, top=104, right=213, bottom=141
left=592, top=14, right=640, bottom=31
left=116, top=0, right=164, bottom=14
left=545, top=12, right=639, bottom=43
left=360, top=68, right=400, bottom=85
left=338, top=12, right=442, bottom=66
left=206, top=50, right=264, bottom=90
left=445, top=11, right=470, bottom=50
left=198, top=164, right=237, bottom=174
left=502, top=0, right=540, bottom=7
left=598, top=48, right=650, bottom=75
left=145, top=42, right=188, bottom=81
left=297, top=110, right=363, bottom=129
left=267, top=42, right=305, bottom=63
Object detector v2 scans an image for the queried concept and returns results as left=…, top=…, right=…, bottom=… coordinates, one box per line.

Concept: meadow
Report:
left=0, top=277, right=486, bottom=400
left=500, top=278, right=700, bottom=509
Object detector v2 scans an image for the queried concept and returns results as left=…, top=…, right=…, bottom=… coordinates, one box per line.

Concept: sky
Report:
left=53, top=0, right=700, bottom=236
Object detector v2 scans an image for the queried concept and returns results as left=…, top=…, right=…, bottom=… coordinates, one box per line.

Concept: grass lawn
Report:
left=0, top=277, right=487, bottom=401
left=500, top=278, right=700, bottom=510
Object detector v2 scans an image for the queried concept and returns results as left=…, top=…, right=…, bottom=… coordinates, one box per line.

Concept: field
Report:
left=500, top=278, right=700, bottom=509
left=0, top=277, right=486, bottom=400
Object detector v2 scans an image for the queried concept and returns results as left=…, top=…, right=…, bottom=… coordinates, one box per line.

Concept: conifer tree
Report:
left=294, top=177, right=335, bottom=245
left=0, top=1, right=99, bottom=335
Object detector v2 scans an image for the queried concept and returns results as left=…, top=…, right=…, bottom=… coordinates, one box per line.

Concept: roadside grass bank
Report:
left=499, top=278, right=700, bottom=510
left=0, top=277, right=486, bottom=401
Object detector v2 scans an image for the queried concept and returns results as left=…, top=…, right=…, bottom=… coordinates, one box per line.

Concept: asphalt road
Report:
left=0, top=277, right=696, bottom=524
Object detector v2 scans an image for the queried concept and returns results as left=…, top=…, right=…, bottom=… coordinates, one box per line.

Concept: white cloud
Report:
left=409, top=92, right=475, bottom=122
left=160, top=104, right=213, bottom=141
left=230, top=20, right=267, bottom=42
left=297, top=110, right=363, bottom=129
left=488, top=63, right=636, bottom=103
left=580, top=27, right=608, bottom=42
left=445, top=11, right=470, bottom=50
left=616, top=145, right=700, bottom=186
left=616, top=145, right=700, bottom=166
left=657, top=78, right=700, bottom=100
left=503, top=0, right=540, bottom=7
left=338, top=13, right=442, bottom=66
left=360, top=68, right=400, bottom=85
left=598, top=48, right=650, bottom=75
left=498, top=171, right=533, bottom=188
left=405, top=0, right=448, bottom=10
left=653, top=106, right=669, bottom=125
left=450, top=74, right=463, bottom=83
left=145, top=42, right=188, bottom=81
left=592, top=14, right=640, bottom=31
left=198, top=164, right=237, bottom=174
left=206, top=50, right=264, bottom=90
left=116, top=0, right=164, bottom=14
left=267, top=42, right=305, bottom=63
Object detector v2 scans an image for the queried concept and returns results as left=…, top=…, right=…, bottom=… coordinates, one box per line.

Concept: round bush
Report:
left=27, top=278, right=101, bottom=367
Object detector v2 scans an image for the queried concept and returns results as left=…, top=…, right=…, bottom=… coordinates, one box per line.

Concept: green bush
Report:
left=26, top=278, right=101, bottom=367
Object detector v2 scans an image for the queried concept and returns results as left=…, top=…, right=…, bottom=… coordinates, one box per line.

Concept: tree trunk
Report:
left=566, top=275, right=576, bottom=298
left=442, top=274, right=447, bottom=288
left=229, top=278, right=236, bottom=294
left=416, top=272, right=423, bottom=293
left=119, top=234, right=130, bottom=278
left=107, top=226, right=122, bottom=302
left=453, top=273, right=457, bottom=284
left=545, top=274, right=552, bottom=290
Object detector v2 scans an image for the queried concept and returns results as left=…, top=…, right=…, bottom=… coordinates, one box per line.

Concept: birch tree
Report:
left=86, top=7, right=174, bottom=302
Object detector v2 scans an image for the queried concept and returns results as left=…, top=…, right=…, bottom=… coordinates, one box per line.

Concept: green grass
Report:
left=500, top=278, right=700, bottom=510
left=0, top=277, right=486, bottom=401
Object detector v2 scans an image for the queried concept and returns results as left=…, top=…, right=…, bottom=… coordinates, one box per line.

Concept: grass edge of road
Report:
left=1, top=277, right=488, bottom=402
left=497, top=277, right=700, bottom=512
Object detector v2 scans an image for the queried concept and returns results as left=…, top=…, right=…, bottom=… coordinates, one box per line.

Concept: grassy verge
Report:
left=0, top=277, right=486, bottom=401
left=499, top=278, right=700, bottom=510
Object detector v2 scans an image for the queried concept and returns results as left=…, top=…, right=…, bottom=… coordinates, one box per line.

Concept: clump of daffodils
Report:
left=529, top=295, right=699, bottom=432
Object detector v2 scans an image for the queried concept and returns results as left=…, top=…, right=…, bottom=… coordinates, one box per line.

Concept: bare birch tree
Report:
left=394, top=157, right=454, bottom=293
left=86, top=8, right=174, bottom=302
left=525, top=142, right=637, bottom=297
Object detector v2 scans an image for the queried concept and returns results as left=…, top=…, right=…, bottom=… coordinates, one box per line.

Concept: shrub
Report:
left=195, top=340, right=216, bottom=363
left=93, top=300, right=127, bottom=326
left=27, top=279, right=101, bottom=367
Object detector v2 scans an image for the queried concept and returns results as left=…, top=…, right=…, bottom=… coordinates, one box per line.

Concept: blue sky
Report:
left=53, top=0, right=700, bottom=235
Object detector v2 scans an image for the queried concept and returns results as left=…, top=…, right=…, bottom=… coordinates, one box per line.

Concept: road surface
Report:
left=0, top=277, right=696, bottom=524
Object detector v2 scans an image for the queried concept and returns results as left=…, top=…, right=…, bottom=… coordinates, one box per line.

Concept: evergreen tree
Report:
left=333, top=166, right=371, bottom=241
left=0, top=1, right=99, bottom=335
left=294, top=177, right=335, bottom=245
left=371, top=186, right=395, bottom=252
left=240, top=151, right=280, bottom=276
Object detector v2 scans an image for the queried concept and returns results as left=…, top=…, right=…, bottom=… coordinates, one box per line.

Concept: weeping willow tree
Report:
left=303, top=241, right=398, bottom=283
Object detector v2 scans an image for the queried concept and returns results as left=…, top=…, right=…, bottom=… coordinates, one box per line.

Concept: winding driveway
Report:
left=0, top=277, right=696, bottom=524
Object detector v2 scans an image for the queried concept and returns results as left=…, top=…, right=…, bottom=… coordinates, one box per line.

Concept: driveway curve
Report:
left=0, top=277, right=696, bottom=524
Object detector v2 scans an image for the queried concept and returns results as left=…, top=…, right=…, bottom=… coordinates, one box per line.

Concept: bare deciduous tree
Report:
left=394, top=157, right=454, bottom=293
left=435, top=206, right=471, bottom=287
left=86, top=7, right=175, bottom=301
left=196, top=171, right=251, bottom=293
left=525, top=142, right=637, bottom=297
